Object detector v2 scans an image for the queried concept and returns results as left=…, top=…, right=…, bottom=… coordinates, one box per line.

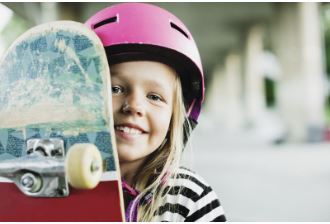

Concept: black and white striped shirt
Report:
left=154, top=167, right=226, bottom=222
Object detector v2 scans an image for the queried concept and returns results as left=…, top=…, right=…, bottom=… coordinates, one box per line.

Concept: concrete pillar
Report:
left=223, top=53, right=244, bottom=130
left=244, top=25, right=266, bottom=126
left=0, top=5, right=12, bottom=57
left=41, top=2, right=58, bottom=22
left=205, top=64, right=227, bottom=124
left=206, top=52, right=244, bottom=130
left=299, top=2, right=326, bottom=141
left=273, top=3, right=326, bottom=142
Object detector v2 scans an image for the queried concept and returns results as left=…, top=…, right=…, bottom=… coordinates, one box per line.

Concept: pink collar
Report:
left=122, top=178, right=139, bottom=196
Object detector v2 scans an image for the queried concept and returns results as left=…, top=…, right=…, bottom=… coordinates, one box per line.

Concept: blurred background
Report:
left=1, top=2, right=330, bottom=221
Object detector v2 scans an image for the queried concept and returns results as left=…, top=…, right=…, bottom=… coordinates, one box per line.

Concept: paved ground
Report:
left=183, top=116, right=330, bottom=221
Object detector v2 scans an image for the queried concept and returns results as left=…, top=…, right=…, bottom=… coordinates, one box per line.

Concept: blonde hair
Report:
left=129, top=73, right=191, bottom=221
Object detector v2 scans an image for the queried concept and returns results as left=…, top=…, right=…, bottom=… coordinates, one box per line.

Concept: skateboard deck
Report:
left=0, top=21, right=125, bottom=221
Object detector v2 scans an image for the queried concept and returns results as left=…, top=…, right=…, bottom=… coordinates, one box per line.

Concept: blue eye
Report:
left=112, top=86, right=123, bottom=95
left=148, top=94, right=163, bottom=102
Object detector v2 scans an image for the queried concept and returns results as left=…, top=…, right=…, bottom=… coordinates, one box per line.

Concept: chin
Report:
left=118, top=153, right=140, bottom=163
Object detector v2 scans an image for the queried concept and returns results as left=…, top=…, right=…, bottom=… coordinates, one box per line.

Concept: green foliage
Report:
left=324, top=30, right=330, bottom=79
left=322, top=5, right=330, bottom=122
left=322, top=5, right=330, bottom=80
left=326, top=96, right=330, bottom=125
left=264, top=77, right=276, bottom=108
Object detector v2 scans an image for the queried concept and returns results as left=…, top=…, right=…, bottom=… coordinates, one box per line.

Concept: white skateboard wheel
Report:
left=66, top=143, right=103, bottom=189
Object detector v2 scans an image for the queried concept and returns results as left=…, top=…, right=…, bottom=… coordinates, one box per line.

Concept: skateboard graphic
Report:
left=0, top=21, right=125, bottom=221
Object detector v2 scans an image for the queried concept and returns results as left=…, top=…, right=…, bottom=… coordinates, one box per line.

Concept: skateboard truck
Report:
left=0, top=138, right=103, bottom=198
left=0, top=138, right=69, bottom=197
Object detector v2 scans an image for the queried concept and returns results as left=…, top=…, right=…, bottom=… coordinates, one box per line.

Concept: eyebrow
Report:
left=112, top=71, right=170, bottom=88
left=110, top=70, right=120, bottom=76
left=110, top=70, right=173, bottom=97
left=147, top=80, right=169, bottom=91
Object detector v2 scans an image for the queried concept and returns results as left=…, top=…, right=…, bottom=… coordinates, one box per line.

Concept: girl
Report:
left=86, top=3, right=226, bottom=222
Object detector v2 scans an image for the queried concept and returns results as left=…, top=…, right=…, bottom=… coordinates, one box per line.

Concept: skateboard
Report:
left=0, top=21, right=125, bottom=221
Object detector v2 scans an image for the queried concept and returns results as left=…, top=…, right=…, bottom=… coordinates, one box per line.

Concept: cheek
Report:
left=152, top=109, right=172, bottom=139
left=112, top=97, right=122, bottom=113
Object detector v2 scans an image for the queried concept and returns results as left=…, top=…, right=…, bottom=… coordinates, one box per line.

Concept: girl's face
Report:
left=110, top=61, right=176, bottom=167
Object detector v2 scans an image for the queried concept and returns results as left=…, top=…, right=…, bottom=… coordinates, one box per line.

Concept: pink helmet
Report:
left=85, top=3, right=205, bottom=127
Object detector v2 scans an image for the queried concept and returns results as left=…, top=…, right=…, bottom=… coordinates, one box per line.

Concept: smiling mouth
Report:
left=115, top=125, right=143, bottom=135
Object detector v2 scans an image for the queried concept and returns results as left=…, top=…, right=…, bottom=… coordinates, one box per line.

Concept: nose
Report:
left=121, top=93, right=145, bottom=117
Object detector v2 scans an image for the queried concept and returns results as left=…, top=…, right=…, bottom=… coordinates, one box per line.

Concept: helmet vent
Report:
left=93, top=16, right=118, bottom=29
left=170, top=22, right=190, bottom=39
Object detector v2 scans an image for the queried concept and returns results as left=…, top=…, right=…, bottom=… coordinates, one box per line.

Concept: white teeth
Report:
left=115, top=126, right=142, bottom=134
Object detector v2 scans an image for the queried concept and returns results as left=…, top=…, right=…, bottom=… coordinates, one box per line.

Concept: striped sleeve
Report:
left=154, top=167, right=226, bottom=222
